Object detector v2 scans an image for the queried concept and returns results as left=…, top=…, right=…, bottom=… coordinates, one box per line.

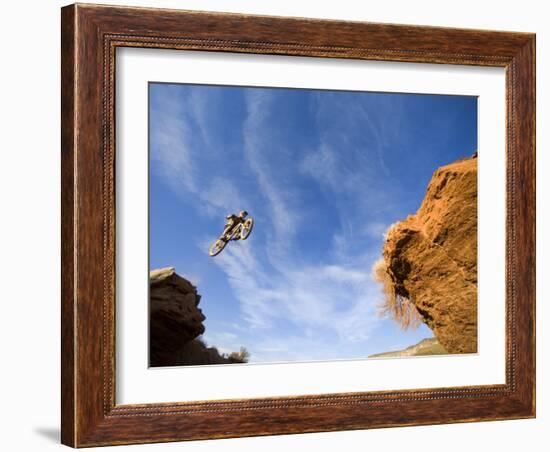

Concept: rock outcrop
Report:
left=369, top=338, right=448, bottom=358
left=150, top=267, right=206, bottom=366
left=150, top=267, right=244, bottom=366
left=381, top=155, right=478, bottom=354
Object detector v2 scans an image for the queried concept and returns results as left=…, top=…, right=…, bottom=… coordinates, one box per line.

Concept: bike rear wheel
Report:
left=240, top=218, right=254, bottom=240
left=209, top=238, right=227, bottom=256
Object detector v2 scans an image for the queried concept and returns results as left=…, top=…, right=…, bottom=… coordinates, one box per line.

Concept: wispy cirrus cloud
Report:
left=242, top=90, right=303, bottom=245
left=211, top=234, right=380, bottom=346
left=150, top=102, right=197, bottom=194
left=302, top=92, right=397, bottom=195
left=150, top=84, right=250, bottom=217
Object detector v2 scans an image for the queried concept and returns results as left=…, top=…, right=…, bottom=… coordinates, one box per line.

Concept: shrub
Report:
left=227, top=346, right=250, bottom=363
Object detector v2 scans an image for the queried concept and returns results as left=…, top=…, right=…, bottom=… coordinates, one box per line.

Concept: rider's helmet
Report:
left=239, top=210, right=248, bottom=218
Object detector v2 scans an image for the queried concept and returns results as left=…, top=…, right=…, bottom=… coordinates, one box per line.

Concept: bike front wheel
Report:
left=240, top=218, right=254, bottom=240
left=209, top=238, right=227, bottom=256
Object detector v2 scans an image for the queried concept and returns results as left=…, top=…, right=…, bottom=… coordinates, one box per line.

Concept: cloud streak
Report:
left=211, top=237, right=380, bottom=357
left=242, top=91, right=301, bottom=245
left=150, top=84, right=251, bottom=217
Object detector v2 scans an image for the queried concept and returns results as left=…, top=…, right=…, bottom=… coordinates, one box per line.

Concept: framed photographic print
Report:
left=61, top=3, right=536, bottom=447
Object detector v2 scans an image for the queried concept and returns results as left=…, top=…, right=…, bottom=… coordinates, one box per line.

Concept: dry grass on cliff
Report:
left=372, top=258, right=422, bottom=330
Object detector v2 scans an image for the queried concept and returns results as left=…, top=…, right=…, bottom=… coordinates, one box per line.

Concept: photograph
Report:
left=51, top=1, right=536, bottom=447
left=148, top=82, right=478, bottom=367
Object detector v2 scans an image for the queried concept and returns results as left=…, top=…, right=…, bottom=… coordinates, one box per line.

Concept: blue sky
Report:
left=149, top=82, right=477, bottom=363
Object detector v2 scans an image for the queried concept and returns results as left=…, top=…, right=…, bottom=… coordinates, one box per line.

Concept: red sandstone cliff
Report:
left=381, top=155, right=478, bottom=353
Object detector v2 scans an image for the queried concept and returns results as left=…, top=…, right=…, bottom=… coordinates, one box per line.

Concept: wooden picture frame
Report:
left=61, top=3, right=535, bottom=447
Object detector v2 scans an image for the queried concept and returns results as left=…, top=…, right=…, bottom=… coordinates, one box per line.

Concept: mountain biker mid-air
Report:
left=209, top=210, right=254, bottom=256
left=223, top=211, right=248, bottom=237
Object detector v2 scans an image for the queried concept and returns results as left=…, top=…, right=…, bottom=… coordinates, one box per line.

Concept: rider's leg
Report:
left=222, top=223, right=232, bottom=236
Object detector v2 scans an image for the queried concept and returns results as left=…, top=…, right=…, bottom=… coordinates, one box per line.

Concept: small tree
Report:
left=228, top=346, right=250, bottom=363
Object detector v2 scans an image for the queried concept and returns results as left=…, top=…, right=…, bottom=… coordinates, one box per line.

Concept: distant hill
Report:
left=369, top=337, right=448, bottom=358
